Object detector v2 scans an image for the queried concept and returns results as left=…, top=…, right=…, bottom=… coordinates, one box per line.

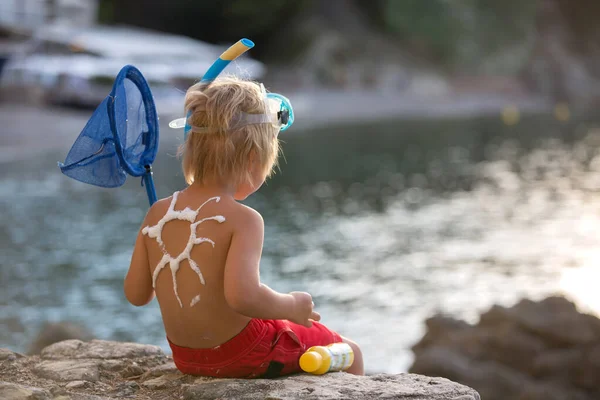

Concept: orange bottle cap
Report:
left=299, top=351, right=322, bottom=373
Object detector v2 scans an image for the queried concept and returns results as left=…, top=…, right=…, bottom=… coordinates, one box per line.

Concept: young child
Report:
left=123, top=76, right=364, bottom=378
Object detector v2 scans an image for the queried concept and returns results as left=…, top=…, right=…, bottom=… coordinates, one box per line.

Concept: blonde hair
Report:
left=178, top=76, right=281, bottom=188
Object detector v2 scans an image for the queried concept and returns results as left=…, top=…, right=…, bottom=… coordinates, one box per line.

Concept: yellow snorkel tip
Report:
left=221, top=38, right=255, bottom=61
left=201, top=38, right=255, bottom=83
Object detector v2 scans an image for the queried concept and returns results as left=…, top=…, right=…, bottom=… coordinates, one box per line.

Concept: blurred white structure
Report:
left=0, top=24, right=266, bottom=110
left=0, top=0, right=98, bottom=31
left=0, top=1, right=265, bottom=111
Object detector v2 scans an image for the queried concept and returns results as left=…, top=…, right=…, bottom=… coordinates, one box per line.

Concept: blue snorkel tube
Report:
left=183, top=38, right=255, bottom=139
left=202, top=38, right=255, bottom=83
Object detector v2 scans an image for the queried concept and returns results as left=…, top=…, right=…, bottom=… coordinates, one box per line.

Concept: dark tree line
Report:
left=98, top=0, right=600, bottom=105
left=98, top=0, right=306, bottom=59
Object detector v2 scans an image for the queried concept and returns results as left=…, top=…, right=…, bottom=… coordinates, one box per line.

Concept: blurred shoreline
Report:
left=282, top=88, right=551, bottom=131
left=0, top=86, right=552, bottom=163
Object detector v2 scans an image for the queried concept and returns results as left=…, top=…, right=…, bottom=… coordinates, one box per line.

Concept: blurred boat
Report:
left=0, top=24, right=265, bottom=109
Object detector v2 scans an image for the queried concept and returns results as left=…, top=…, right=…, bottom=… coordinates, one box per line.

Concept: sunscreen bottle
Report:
left=299, top=342, right=354, bottom=375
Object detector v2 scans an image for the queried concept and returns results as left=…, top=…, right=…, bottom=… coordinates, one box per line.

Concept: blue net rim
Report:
left=108, top=65, right=159, bottom=177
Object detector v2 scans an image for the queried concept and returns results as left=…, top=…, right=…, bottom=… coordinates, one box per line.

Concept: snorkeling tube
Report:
left=201, top=38, right=255, bottom=82
left=179, top=38, right=255, bottom=139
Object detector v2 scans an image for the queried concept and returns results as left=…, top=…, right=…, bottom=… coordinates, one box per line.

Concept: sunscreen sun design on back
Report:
left=142, top=191, right=226, bottom=307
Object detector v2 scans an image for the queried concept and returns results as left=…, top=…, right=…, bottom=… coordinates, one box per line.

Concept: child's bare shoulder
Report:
left=227, top=202, right=264, bottom=232
left=142, top=195, right=174, bottom=226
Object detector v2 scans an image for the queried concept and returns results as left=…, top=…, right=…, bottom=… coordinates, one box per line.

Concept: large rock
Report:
left=182, top=373, right=480, bottom=400
left=0, top=339, right=479, bottom=399
left=508, top=298, right=598, bottom=345
left=28, top=322, right=94, bottom=355
left=411, top=296, right=600, bottom=400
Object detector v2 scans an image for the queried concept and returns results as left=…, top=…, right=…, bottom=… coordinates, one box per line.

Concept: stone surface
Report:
left=182, top=373, right=480, bottom=400
left=0, top=348, right=22, bottom=361
left=65, top=380, right=88, bottom=389
left=33, top=360, right=100, bottom=382
left=99, top=359, right=128, bottom=372
left=57, top=394, right=111, bottom=400
left=0, top=381, right=51, bottom=400
left=141, top=361, right=179, bottom=379
left=111, top=381, right=140, bottom=397
left=41, top=339, right=164, bottom=360
left=411, top=296, right=600, bottom=400
left=141, top=373, right=183, bottom=389
left=119, top=364, right=146, bottom=378
left=0, top=338, right=479, bottom=399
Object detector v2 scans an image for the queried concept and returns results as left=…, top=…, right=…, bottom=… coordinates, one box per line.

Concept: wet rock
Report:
left=182, top=373, right=480, bottom=400
left=518, top=382, right=592, bottom=400
left=28, top=322, right=94, bottom=355
left=0, top=381, right=51, bottom=400
left=531, top=348, right=582, bottom=378
left=33, top=360, right=100, bottom=382
left=41, top=339, right=164, bottom=360
left=411, top=296, right=600, bottom=400
left=510, top=298, right=597, bottom=345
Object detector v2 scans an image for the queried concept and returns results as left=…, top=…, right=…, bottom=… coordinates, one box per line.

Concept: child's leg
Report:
left=340, top=335, right=364, bottom=375
left=278, top=320, right=365, bottom=376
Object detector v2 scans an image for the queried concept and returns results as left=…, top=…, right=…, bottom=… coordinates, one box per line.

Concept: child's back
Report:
left=145, top=187, right=253, bottom=349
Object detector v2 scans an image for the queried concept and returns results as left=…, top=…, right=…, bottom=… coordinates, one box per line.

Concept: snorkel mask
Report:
left=168, top=84, right=294, bottom=136
left=169, top=39, right=294, bottom=138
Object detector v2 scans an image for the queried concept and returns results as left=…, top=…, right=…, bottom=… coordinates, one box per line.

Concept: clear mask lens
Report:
left=265, top=93, right=294, bottom=132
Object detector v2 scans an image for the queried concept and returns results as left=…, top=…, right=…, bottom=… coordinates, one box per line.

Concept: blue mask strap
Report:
left=184, top=110, right=192, bottom=140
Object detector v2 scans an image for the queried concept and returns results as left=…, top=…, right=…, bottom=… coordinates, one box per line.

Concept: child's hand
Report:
left=289, top=291, right=321, bottom=328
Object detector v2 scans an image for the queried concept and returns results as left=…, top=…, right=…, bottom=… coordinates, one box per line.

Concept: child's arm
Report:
left=224, top=207, right=319, bottom=327
left=124, top=220, right=155, bottom=307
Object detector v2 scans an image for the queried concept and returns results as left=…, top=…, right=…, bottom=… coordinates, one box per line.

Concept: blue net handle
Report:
left=142, top=166, right=157, bottom=205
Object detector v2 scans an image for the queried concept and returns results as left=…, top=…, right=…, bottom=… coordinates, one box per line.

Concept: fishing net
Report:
left=58, top=65, right=159, bottom=204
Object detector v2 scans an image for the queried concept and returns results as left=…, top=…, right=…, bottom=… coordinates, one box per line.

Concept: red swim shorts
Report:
left=168, top=319, right=343, bottom=378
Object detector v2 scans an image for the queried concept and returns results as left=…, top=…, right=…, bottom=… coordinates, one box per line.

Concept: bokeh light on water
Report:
left=2, top=112, right=600, bottom=373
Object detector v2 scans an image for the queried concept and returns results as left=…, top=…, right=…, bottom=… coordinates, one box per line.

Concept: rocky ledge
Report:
left=0, top=339, right=479, bottom=400
left=411, top=296, right=600, bottom=400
